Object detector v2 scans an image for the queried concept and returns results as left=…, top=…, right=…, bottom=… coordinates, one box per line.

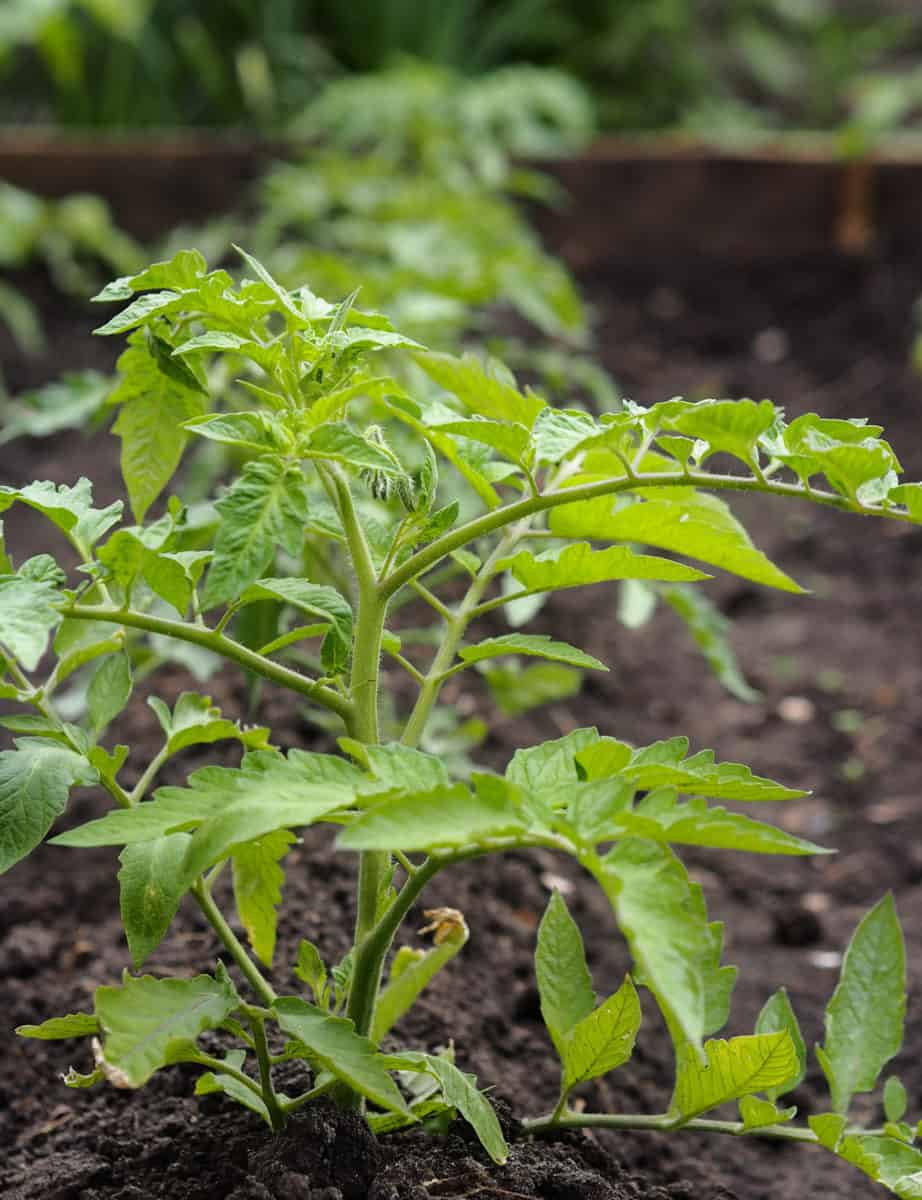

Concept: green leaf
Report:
left=232, top=830, right=295, bottom=968
left=531, top=407, right=598, bottom=464
left=273, top=996, right=410, bottom=1116
left=148, top=691, right=271, bottom=756
left=52, top=751, right=355, bottom=850
left=507, top=728, right=599, bottom=794
left=386, top=1051, right=507, bottom=1164
left=359, top=743, right=450, bottom=793
left=836, top=1133, right=922, bottom=1197
left=93, top=249, right=208, bottom=303
left=809, top=1112, right=848, bottom=1150
left=109, top=336, right=206, bottom=521
left=611, top=791, right=827, bottom=856
left=240, top=578, right=352, bottom=674
left=483, top=662, right=582, bottom=716
left=118, top=835, right=191, bottom=969
left=550, top=488, right=803, bottom=594
left=195, top=1069, right=272, bottom=1125
left=0, top=739, right=98, bottom=873
left=596, top=839, right=712, bottom=1053
left=95, top=971, right=239, bottom=1088
left=0, top=575, right=61, bottom=669
left=0, top=477, right=122, bottom=549
left=373, top=911, right=469, bottom=1043
left=93, top=290, right=184, bottom=337
left=0, top=372, right=110, bottom=445
left=87, top=652, right=133, bottom=736
left=202, top=459, right=311, bottom=610
left=306, top=422, right=407, bottom=475
left=172, top=331, right=252, bottom=356
left=501, top=543, right=709, bottom=593
left=819, top=894, right=906, bottom=1115
left=755, top=989, right=807, bottom=1100
left=234, top=245, right=310, bottom=327
left=415, top=350, right=545, bottom=429
left=739, top=1095, right=797, bottom=1131
left=294, top=940, right=329, bottom=1007
left=666, top=399, right=778, bottom=468
left=16, top=1012, right=100, bottom=1039
left=180, top=787, right=349, bottom=885
left=673, top=1033, right=799, bottom=1121
left=535, top=891, right=595, bottom=1058
left=582, top=737, right=807, bottom=803
left=886, top=1077, right=909, bottom=1124
left=338, top=781, right=527, bottom=853
left=562, top=976, right=641, bottom=1093
left=459, top=634, right=607, bottom=672
left=96, top=531, right=203, bottom=616
left=432, top=417, right=530, bottom=465
left=660, top=583, right=760, bottom=702
left=183, top=411, right=291, bottom=455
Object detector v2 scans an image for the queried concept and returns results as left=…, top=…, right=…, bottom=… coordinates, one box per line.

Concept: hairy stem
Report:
left=381, top=468, right=906, bottom=601
left=345, top=856, right=444, bottom=1045
left=60, top=603, right=354, bottom=723
left=246, top=1009, right=287, bottom=1132
left=191, top=880, right=277, bottom=1008
left=5, top=657, right=133, bottom=810
left=522, top=1111, right=819, bottom=1143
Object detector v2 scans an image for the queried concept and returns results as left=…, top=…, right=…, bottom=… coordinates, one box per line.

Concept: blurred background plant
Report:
left=3, top=0, right=922, bottom=137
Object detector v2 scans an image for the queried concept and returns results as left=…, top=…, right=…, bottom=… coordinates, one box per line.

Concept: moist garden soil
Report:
left=3, top=248, right=922, bottom=1199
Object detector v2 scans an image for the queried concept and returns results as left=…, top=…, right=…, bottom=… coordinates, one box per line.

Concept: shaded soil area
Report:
left=3, top=248, right=922, bottom=1198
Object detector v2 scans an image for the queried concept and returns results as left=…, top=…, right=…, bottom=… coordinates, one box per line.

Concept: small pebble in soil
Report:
left=777, top=695, right=815, bottom=723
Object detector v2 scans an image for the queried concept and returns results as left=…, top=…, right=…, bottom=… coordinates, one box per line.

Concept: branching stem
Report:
left=59, top=603, right=354, bottom=723
left=523, top=1111, right=820, bottom=1143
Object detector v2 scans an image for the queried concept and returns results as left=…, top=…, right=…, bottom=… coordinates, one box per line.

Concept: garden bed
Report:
left=5, top=133, right=922, bottom=254
left=3, top=181, right=922, bottom=1197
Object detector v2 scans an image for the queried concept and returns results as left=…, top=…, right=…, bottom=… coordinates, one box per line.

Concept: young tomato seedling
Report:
left=4, top=248, right=922, bottom=1195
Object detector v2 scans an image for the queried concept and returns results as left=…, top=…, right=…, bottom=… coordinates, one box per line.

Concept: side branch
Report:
left=60, top=603, right=354, bottom=723
left=380, top=469, right=905, bottom=600
left=522, top=1111, right=819, bottom=1143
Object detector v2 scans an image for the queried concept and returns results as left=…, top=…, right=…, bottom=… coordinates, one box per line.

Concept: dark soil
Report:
left=3, top=248, right=922, bottom=1199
